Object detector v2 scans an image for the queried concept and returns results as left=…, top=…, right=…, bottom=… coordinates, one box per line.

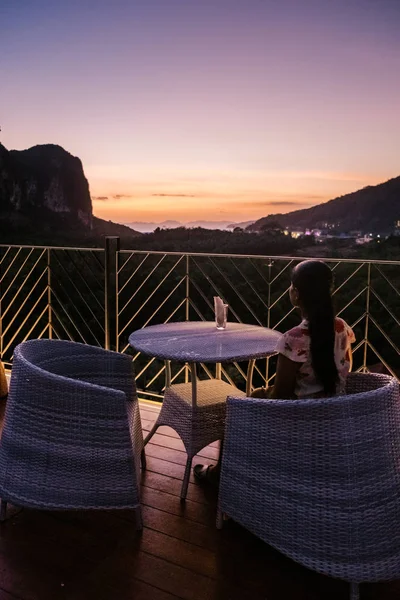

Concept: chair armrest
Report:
left=345, top=372, right=396, bottom=394
left=16, top=341, right=137, bottom=401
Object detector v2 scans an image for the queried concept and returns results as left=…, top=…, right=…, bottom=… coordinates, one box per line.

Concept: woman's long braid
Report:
left=292, top=261, right=338, bottom=395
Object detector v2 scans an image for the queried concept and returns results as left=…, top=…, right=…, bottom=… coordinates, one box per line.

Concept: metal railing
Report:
left=1, top=238, right=399, bottom=400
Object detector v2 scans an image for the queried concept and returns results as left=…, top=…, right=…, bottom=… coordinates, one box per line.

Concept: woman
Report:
left=194, top=260, right=355, bottom=483
left=260, top=259, right=355, bottom=400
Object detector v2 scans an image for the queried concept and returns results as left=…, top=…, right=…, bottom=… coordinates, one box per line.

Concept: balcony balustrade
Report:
left=1, top=238, right=399, bottom=399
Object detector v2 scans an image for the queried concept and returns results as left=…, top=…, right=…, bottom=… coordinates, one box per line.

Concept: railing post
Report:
left=265, top=259, right=273, bottom=388
left=362, top=262, right=371, bottom=372
left=47, top=248, right=53, bottom=339
left=185, top=254, right=190, bottom=321
left=185, top=254, right=190, bottom=383
left=104, top=236, right=120, bottom=351
left=0, top=248, right=3, bottom=362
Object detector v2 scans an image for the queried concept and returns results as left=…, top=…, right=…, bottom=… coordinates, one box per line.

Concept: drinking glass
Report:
left=215, top=304, right=228, bottom=330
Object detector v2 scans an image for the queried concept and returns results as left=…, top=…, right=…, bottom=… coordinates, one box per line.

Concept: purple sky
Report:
left=1, top=0, right=400, bottom=222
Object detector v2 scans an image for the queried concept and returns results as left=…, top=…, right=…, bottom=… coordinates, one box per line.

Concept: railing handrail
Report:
left=1, top=243, right=399, bottom=266
left=0, top=244, right=104, bottom=252
left=119, top=249, right=400, bottom=266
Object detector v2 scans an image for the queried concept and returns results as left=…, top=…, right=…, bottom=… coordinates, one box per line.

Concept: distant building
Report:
left=283, top=227, right=305, bottom=240
left=356, top=235, right=374, bottom=245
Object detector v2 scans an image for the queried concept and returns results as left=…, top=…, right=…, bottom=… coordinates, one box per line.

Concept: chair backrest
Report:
left=12, top=338, right=137, bottom=401
left=218, top=373, right=400, bottom=583
left=0, top=339, right=142, bottom=510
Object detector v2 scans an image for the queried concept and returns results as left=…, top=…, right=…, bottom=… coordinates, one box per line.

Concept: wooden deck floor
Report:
left=0, top=400, right=398, bottom=600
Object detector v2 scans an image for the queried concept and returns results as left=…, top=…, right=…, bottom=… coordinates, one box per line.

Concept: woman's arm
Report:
left=346, top=346, right=353, bottom=371
left=269, top=353, right=301, bottom=399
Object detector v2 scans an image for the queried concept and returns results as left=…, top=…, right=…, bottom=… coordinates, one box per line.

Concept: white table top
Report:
left=129, top=321, right=282, bottom=363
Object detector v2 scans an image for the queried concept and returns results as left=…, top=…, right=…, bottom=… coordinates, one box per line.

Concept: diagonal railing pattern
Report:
left=1, top=241, right=399, bottom=400
left=117, top=250, right=400, bottom=399
left=0, top=245, right=105, bottom=367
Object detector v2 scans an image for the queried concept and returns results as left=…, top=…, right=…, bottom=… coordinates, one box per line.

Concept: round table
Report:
left=129, top=321, right=282, bottom=396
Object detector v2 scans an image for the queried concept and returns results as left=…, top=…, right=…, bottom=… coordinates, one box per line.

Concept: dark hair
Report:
left=291, top=260, right=338, bottom=395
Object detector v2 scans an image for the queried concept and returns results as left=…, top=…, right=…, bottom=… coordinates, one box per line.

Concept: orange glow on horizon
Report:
left=88, top=168, right=389, bottom=223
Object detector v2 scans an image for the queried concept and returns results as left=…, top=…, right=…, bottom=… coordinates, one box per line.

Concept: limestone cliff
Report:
left=0, top=143, right=92, bottom=228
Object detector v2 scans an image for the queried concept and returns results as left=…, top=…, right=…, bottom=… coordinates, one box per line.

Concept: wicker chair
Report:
left=0, top=339, right=144, bottom=529
left=145, top=376, right=246, bottom=500
left=217, top=373, right=400, bottom=600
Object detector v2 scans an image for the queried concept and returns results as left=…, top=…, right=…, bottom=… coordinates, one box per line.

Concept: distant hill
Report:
left=91, top=217, right=142, bottom=238
left=124, top=219, right=237, bottom=232
left=226, top=220, right=256, bottom=230
left=0, top=143, right=141, bottom=242
left=248, top=177, right=400, bottom=233
left=124, top=220, right=182, bottom=233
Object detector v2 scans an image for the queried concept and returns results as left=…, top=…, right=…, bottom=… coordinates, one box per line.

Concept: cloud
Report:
left=268, top=201, right=307, bottom=206
left=250, top=196, right=325, bottom=208
left=151, top=193, right=197, bottom=198
left=92, top=196, right=109, bottom=201
left=113, top=194, right=130, bottom=199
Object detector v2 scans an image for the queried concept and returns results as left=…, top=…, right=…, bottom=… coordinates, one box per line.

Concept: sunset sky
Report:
left=1, top=0, right=400, bottom=223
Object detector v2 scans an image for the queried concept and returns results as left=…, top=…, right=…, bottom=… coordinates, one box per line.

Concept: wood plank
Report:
left=139, top=408, right=162, bottom=422
left=68, top=574, right=179, bottom=600
left=141, top=505, right=219, bottom=551
left=73, top=547, right=265, bottom=600
left=145, top=455, right=217, bottom=486
left=0, top=508, right=134, bottom=600
left=141, top=470, right=216, bottom=505
left=146, top=432, right=220, bottom=461
left=143, top=457, right=220, bottom=501
left=140, top=486, right=215, bottom=527
left=116, top=526, right=339, bottom=600
left=138, top=401, right=161, bottom=414
left=145, top=442, right=218, bottom=469
left=140, top=418, right=154, bottom=430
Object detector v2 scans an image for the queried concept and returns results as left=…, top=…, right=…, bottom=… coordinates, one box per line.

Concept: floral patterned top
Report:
left=275, top=317, right=356, bottom=398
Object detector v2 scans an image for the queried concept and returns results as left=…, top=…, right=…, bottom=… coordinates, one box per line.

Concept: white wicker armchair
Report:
left=0, top=339, right=145, bottom=529
left=217, top=373, right=400, bottom=600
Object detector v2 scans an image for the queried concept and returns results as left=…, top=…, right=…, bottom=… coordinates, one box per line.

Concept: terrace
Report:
left=0, top=239, right=399, bottom=599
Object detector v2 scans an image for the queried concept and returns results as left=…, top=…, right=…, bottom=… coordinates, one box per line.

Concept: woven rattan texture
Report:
left=145, top=379, right=246, bottom=499
left=218, top=373, right=400, bottom=584
left=0, top=340, right=144, bottom=517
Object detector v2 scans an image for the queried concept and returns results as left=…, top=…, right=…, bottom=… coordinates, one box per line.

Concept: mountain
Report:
left=226, top=220, right=256, bottom=230
left=248, top=177, right=400, bottom=233
left=124, top=220, right=238, bottom=232
left=0, top=143, right=92, bottom=227
left=0, top=143, right=141, bottom=241
left=91, top=217, right=142, bottom=238
left=124, top=220, right=181, bottom=233
left=187, top=220, right=234, bottom=229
